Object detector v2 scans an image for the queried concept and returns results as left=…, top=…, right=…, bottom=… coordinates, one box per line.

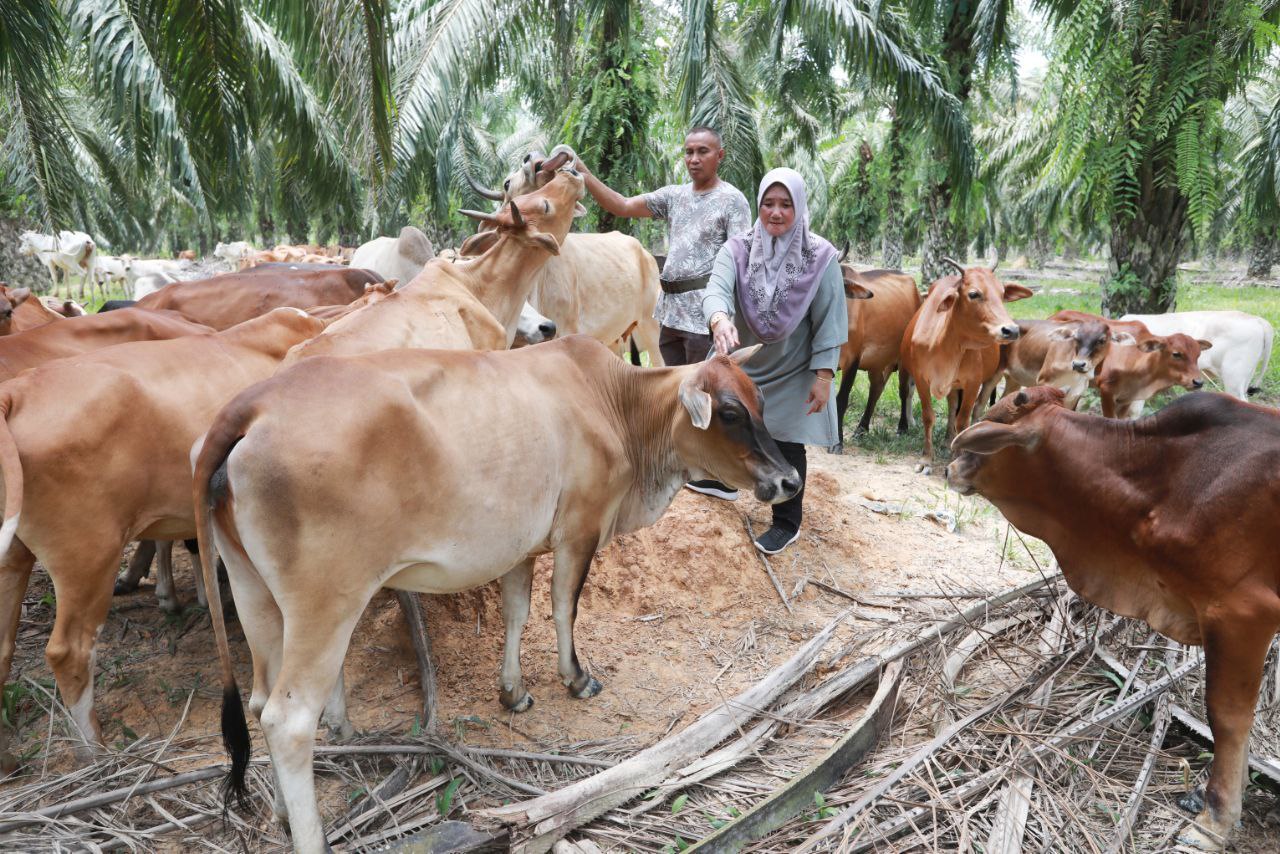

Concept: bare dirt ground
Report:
left=2, top=447, right=1276, bottom=850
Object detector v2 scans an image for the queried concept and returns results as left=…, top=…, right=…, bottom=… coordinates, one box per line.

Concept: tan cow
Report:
left=282, top=166, right=585, bottom=363
left=192, top=337, right=798, bottom=852
left=993, top=318, right=1111, bottom=410
left=469, top=147, right=665, bottom=365
left=0, top=308, right=211, bottom=382
left=136, top=266, right=383, bottom=330
left=833, top=267, right=919, bottom=447
left=0, top=286, right=33, bottom=336
left=0, top=309, right=326, bottom=771
left=900, top=260, right=1032, bottom=472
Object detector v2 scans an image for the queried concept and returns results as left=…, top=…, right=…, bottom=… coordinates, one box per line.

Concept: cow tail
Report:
left=192, top=400, right=255, bottom=812
left=0, top=393, right=23, bottom=560
left=1249, top=320, right=1274, bottom=396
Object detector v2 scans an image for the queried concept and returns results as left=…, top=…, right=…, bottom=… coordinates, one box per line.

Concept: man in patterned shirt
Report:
left=574, top=127, right=752, bottom=367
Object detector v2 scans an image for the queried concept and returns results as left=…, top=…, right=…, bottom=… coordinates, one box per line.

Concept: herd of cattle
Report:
left=0, top=147, right=1275, bottom=851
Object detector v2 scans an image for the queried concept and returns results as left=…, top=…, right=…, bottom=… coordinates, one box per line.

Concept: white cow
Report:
left=19, top=230, right=97, bottom=296
left=1121, top=310, right=1274, bottom=399
left=94, top=255, right=130, bottom=289
left=214, top=241, right=254, bottom=269
left=349, top=226, right=436, bottom=285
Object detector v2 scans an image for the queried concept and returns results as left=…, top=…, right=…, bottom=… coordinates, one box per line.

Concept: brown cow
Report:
left=0, top=286, right=33, bottom=336
left=1049, top=310, right=1209, bottom=418
left=0, top=308, right=211, bottom=382
left=834, top=267, right=919, bottom=447
left=136, top=266, right=383, bottom=330
left=899, top=260, right=1032, bottom=472
left=947, top=387, right=1280, bottom=850
left=192, top=337, right=799, bottom=852
left=994, top=318, right=1111, bottom=410
left=0, top=309, right=325, bottom=771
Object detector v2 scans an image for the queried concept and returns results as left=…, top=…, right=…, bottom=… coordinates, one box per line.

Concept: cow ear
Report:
left=1196, top=338, right=1213, bottom=351
left=678, top=374, right=713, bottom=430
left=951, top=421, right=1037, bottom=455
left=728, top=343, right=762, bottom=366
left=1139, top=338, right=1165, bottom=353
left=458, top=230, right=499, bottom=257
left=845, top=282, right=873, bottom=300
left=1049, top=325, right=1075, bottom=340
left=1111, top=331, right=1137, bottom=345
left=1002, top=283, right=1034, bottom=303
left=529, top=232, right=561, bottom=256
left=573, top=203, right=588, bottom=218
left=8, top=288, right=30, bottom=306
left=936, top=287, right=958, bottom=312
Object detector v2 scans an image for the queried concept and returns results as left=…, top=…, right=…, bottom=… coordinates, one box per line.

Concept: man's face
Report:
left=683, top=132, right=725, bottom=182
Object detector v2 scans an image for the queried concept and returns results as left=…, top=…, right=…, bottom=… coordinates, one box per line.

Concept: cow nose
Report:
left=1000, top=325, right=1020, bottom=341
left=780, top=470, right=802, bottom=499
left=538, top=320, right=556, bottom=338
left=1191, top=378, right=1204, bottom=389
left=1072, top=360, right=1088, bottom=373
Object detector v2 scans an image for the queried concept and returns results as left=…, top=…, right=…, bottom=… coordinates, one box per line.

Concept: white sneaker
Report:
left=685, top=480, right=740, bottom=501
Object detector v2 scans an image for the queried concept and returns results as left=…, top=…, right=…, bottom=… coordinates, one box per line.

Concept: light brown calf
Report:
left=136, top=266, right=382, bottom=330
left=833, top=267, right=919, bottom=446
left=948, top=388, right=1280, bottom=849
left=0, top=309, right=325, bottom=771
left=996, top=318, right=1111, bottom=410
left=899, top=261, right=1032, bottom=471
left=193, top=337, right=799, bottom=852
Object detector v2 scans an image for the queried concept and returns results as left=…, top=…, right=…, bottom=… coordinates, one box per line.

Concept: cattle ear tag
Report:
left=728, top=343, right=763, bottom=366
left=1196, top=338, right=1213, bottom=351
left=573, top=203, right=588, bottom=218
left=678, top=376, right=713, bottom=430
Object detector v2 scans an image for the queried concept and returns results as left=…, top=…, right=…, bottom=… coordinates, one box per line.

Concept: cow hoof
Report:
left=1176, top=820, right=1225, bottom=851
left=1177, top=788, right=1205, bottom=814
left=915, top=461, right=932, bottom=475
left=570, top=675, right=603, bottom=699
left=500, top=690, right=534, bottom=713
left=157, top=597, right=181, bottom=615
left=112, top=579, right=136, bottom=596
left=324, top=719, right=356, bottom=742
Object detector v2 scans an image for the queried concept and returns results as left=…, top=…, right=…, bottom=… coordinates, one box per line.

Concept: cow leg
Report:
left=259, top=598, right=367, bottom=854
left=944, top=389, right=962, bottom=444
left=915, top=377, right=937, bottom=473
left=896, top=369, right=914, bottom=434
left=1179, top=612, right=1278, bottom=850
left=0, top=542, right=36, bottom=774
left=551, top=544, right=602, bottom=699
left=634, top=316, right=665, bottom=367
left=498, top=558, right=535, bottom=712
left=154, top=541, right=179, bottom=614
left=114, top=540, right=156, bottom=595
left=975, top=373, right=1001, bottom=418
left=956, top=382, right=981, bottom=434
left=834, top=358, right=859, bottom=449
left=188, top=545, right=209, bottom=608
left=859, top=366, right=891, bottom=437
left=44, top=555, right=117, bottom=763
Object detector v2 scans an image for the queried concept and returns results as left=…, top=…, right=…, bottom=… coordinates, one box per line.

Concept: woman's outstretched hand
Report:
left=806, top=372, right=833, bottom=414
left=712, top=315, right=739, bottom=356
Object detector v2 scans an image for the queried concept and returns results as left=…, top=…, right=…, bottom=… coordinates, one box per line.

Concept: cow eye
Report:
left=968, top=291, right=981, bottom=300
left=1172, top=352, right=1184, bottom=360
left=503, top=179, right=510, bottom=191
left=719, top=408, right=741, bottom=424
left=523, top=154, right=531, bottom=163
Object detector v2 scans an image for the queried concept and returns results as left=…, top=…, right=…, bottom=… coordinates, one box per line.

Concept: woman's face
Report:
left=760, top=184, right=796, bottom=238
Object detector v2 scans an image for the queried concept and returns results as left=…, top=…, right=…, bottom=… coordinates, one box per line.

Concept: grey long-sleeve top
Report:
left=702, top=246, right=847, bottom=447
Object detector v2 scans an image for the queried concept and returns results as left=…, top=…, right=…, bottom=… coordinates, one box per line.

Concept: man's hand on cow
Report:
left=807, top=371, right=834, bottom=414
left=711, top=313, right=738, bottom=355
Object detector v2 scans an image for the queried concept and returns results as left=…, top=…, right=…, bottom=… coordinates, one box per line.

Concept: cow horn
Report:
left=940, top=256, right=966, bottom=276
left=508, top=200, right=525, bottom=228
left=539, top=150, right=571, bottom=175
left=459, top=209, right=501, bottom=224
left=466, top=174, right=505, bottom=201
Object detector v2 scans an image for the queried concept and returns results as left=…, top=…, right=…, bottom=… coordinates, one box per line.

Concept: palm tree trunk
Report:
left=1247, top=230, right=1275, bottom=279
left=921, top=12, right=974, bottom=284
left=1028, top=231, right=1049, bottom=270
left=922, top=168, right=962, bottom=282
left=1103, top=160, right=1187, bottom=315
left=881, top=107, right=906, bottom=269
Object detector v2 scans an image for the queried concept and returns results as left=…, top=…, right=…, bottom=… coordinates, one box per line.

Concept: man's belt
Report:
left=660, top=274, right=711, bottom=294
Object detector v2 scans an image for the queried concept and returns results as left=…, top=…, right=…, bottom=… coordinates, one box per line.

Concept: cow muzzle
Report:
left=754, top=465, right=801, bottom=504
left=944, top=460, right=976, bottom=495
left=1189, top=377, right=1204, bottom=390
left=998, top=324, right=1020, bottom=341
left=1071, top=359, right=1088, bottom=373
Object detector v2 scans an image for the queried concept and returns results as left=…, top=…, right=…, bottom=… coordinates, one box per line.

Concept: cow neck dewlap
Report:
left=600, top=360, right=688, bottom=528
left=455, top=232, right=551, bottom=333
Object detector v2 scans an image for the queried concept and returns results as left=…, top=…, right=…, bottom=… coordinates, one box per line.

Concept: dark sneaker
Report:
left=685, top=479, right=739, bottom=501
left=754, top=526, right=800, bottom=555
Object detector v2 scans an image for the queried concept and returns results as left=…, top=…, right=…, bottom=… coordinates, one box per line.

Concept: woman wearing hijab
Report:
left=699, top=167, right=848, bottom=555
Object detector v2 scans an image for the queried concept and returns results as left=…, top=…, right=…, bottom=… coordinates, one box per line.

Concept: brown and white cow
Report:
left=1050, top=310, right=1209, bottom=418
left=995, top=318, right=1111, bottom=410
left=136, top=265, right=383, bottom=330
left=947, top=387, right=1280, bottom=850
left=192, top=336, right=798, bottom=853
left=282, top=165, right=585, bottom=363
left=833, top=267, right=919, bottom=447
left=899, top=260, right=1032, bottom=471
left=0, top=309, right=325, bottom=771
left=0, top=308, right=211, bottom=382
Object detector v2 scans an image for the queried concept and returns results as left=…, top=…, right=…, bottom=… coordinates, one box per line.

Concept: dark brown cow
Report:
left=136, top=266, right=383, bottom=330
left=1049, top=310, right=1209, bottom=418
left=192, top=337, right=799, bottom=852
left=947, top=387, right=1280, bottom=850
left=0, top=308, right=211, bottom=382
left=834, top=267, right=920, bottom=446
left=0, top=309, right=325, bottom=772
left=899, top=262, right=1032, bottom=471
